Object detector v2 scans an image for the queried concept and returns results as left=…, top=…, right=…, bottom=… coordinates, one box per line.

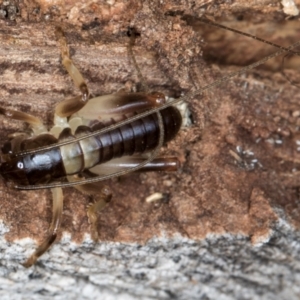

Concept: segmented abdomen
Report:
left=61, top=106, right=182, bottom=175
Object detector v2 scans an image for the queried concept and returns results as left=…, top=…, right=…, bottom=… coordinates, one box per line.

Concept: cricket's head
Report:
left=0, top=151, right=28, bottom=186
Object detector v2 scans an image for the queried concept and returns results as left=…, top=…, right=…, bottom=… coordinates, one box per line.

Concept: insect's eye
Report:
left=17, top=162, right=24, bottom=169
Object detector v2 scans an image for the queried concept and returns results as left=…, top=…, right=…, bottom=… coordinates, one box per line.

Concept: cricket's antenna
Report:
left=184, top=38, right=300, bottom=102
left=281, top=54, right=300, bottom=88
left=198, top=16, right=300, bottom=58
left=198, top=16, right=300, bottom=89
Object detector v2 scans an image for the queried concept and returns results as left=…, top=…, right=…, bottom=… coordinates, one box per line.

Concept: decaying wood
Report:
left=0, top=0, right=300, bottom=254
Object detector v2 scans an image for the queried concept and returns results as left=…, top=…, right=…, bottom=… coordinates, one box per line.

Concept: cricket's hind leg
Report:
left=55, top=27, right=90, bottom=118
left=72, top=155, right=179, bottom=242
left=73, top=182, right=112, bottom=242
left=80, top=155, right=180, bottom=240
left=88, top=156, right=180, bottom=175
left=70, top=156, right=179, bottom=242
left=23, top=187, right=64, bottom=268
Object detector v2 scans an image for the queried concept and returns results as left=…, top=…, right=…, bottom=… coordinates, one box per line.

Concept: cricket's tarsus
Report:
left=127, top=27, right=149, bottom=92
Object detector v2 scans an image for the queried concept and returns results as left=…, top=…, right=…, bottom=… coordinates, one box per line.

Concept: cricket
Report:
left=0, top=15, right=299, bottom=267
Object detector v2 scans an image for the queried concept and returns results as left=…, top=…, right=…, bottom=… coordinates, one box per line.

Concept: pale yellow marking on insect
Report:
left=167, top=96, right=191, bottom=127
left=50, top=114, right=70, bottom=138
left=69, top=117, right=83, bottom=134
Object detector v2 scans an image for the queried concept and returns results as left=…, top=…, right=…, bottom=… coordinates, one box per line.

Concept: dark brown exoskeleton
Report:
left=0, top=20, right=299, bottom=267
